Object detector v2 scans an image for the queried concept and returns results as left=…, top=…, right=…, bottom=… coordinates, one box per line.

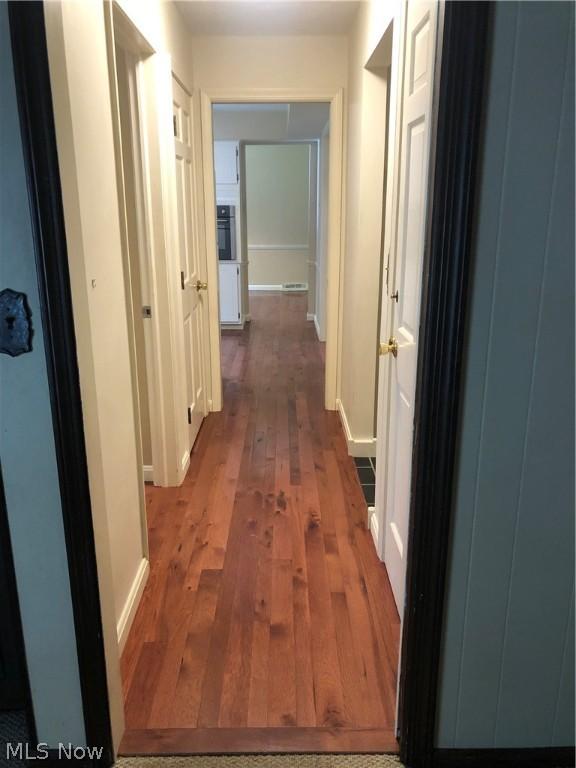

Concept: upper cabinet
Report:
left=214, top=141, right=239, bottom=186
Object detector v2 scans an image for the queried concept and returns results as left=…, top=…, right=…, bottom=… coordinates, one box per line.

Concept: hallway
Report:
left=120, top=293, right=400, bottom=754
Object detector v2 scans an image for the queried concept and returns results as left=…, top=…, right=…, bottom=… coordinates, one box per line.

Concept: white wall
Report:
left=246, top=143, right=310, bottom=288
left=115, top=47, right=153, bottom=468
left=192, top=33, right=345, bottom=373
left=339, top=0, right=398, bottom=453
left=315, top=122, right=330, bottom=340
left=44, top=0, right=195, bottom=748
left=191, top=35, right=347, bottom=93
left=213, top=108, right=289, bottom=141
left=307, top=141, right=319, bottom=316
left=0, top=4, right=85, bottom=745
left=246, top=144, right=310, bottom=245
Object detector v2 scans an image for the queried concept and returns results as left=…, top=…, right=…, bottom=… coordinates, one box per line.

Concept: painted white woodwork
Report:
left=214, top=140, right=239, bottom=185
left=201, top=89, right=344, bottom=413
left=379, top=1, right=439, bottom=613
left=219, top=262, right=241, bottom=324
left=173, top=77, right=207, bottom=450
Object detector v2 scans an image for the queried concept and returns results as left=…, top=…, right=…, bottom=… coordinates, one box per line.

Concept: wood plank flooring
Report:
left=119, top=293, right=400, bottom=754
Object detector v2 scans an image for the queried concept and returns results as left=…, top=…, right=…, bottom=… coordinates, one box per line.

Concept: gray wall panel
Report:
left=436, top=1, right=575, bottom=749
left=0, top=4, right=86, bottom=746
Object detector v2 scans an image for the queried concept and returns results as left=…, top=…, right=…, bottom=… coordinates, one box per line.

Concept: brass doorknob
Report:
left=195, top=280, right=208, bottom=292
left=379, top=337, right=398, bottom=357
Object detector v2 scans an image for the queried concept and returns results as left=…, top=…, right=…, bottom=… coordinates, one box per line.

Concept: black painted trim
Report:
left=398, top=3, right=492, bottom=767
left=8, top=3, right=113, bottom=766
left=0, top=466, right=37, bottom=745
left=432, top=746, right=576, bottom=768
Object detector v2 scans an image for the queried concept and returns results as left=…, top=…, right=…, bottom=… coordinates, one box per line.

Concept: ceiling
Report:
left=213, top=102, right=330, bottom=140
left=175, top=1, right=361, bottom=36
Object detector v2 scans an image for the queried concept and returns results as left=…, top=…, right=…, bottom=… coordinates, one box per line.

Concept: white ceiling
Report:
left=213, top=102, right=330, bottom=140
left=285, top=103, right=330, bottom=138
left=213, top=103, right=290, bottom=113
left=175, top=1, right=361, bottom=36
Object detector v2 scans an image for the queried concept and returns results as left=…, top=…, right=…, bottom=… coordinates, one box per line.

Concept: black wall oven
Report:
left=217, top=205, right=236, bottom=261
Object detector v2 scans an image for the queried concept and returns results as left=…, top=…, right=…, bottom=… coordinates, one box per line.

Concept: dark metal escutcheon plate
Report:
left=0, top=289, right=32, bottom=356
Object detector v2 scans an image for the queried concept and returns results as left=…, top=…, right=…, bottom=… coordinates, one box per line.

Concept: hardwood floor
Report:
left=119, top=293, right=400, bottom=755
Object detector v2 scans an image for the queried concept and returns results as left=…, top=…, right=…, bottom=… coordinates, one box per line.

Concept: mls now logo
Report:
left=5, top=743, right=104, bottom=760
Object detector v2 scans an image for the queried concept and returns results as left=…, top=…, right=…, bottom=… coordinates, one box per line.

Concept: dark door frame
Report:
left=9, top=2, right=546, bottom=768
left=397, top=2, right=491, bottom=765
left=8, top=3, right=113, bottom=766
left=0, top=468, right=36, bottom=741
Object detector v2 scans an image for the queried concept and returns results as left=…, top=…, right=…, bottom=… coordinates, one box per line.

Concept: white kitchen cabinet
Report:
left=214, top=141, right=239, bottom=186
left=219, top=262, right=241, bottom=324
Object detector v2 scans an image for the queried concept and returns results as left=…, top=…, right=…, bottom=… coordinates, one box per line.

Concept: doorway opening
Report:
left=10, top=0, right=490, bottom=754
left=211, top=102, right=329, bottom=377
left=118, top=98, right=401, bottom=753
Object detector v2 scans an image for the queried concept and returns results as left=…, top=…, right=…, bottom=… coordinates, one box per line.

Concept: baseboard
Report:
left=336, top=398, right=377, bottom=458
left=181, top=449, right=190, bottom=477
left=117, top=557, right=150, bottom=654
left=433, top=746, right=575, bottom=767
left=244, top=313, right=251, bottom=322
left=142, top=465, right=153, bottom=482
left=368, top=506, right=381, bottom=554
left=313, top=313, right=324, bottom=341
left=249, top=283, right=308, bottom=292
left=306, top=312, right=315, bottom=321
left=221, top=321, right=245, bottom=330
left=249, top=284, right=283, bottom=292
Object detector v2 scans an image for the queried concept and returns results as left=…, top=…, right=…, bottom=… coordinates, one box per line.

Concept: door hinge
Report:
left=181, top=271, right=185, bottom=290
left=187, top=406, right=192, bottom=425
left=238, top=311, right=240, bottom=320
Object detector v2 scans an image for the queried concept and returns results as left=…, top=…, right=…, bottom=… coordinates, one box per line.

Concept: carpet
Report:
left=117, top=756, right=402, bottom=768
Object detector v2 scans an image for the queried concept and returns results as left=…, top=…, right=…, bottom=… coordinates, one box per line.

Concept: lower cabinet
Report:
left=219, top=262, right=241, bottom=324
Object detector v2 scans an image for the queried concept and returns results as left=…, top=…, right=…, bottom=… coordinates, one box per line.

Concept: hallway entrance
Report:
left=119, top=293, right=399, bottom=753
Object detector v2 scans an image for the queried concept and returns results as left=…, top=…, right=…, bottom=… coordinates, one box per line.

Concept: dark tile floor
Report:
left=353, top=456, right=376, bottom=505
left=0, top=710, right=29, bottom=767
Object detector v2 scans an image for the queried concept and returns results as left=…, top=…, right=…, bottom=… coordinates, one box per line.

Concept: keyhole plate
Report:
left=0, top=288, right=32, bottom=357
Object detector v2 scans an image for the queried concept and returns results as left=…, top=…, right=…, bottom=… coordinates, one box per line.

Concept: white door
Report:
left=219, top=263, right=241, bottom=324
left=379, top=1, right=439, bottom=613
left=214, top=141, right=239, bottom=185
left=173, top=77, right=206, bottom=450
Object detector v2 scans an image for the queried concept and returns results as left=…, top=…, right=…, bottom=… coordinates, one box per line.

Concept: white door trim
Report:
left=106, top=5, right=202, bottom=493
left=200, top=88, right=345, bottom=412
left=375, top=2, right=441, bottom=615
left=373, top=10, right=407, bottom=559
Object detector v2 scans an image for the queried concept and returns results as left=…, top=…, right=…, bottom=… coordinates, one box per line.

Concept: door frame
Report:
left=7, top=2, right=495, bottom=767
left=104, top=2, right=202, bottom=489
left=397, top=3, right=491, bottom=765
left=237, top=138, right=320, bottom=320
left=0, top=468, right=36, bottom=741
left=200, top=89, right=344, bottom=412
left=104, top=10, right=152, bottom=574
left=8, top=3, right=114, bottom=764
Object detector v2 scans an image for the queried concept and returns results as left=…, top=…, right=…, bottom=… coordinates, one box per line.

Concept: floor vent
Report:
left=283, top=282, right=307, bottom=292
